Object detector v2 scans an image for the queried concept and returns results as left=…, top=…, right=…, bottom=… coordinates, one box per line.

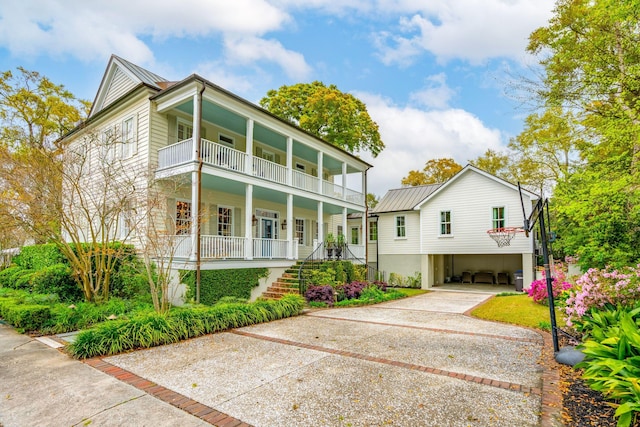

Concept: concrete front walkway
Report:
left=0, top=291, right=556, bottom=427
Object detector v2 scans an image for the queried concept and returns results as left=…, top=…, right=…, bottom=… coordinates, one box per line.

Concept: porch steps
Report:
left=261, top=271, right=301, bottom=300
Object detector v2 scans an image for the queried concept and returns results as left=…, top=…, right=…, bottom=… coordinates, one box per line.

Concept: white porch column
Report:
left=522, top=253, right=534, bottom=290
left=245, top=119, right=254, bottom=174
left=361, top=211, right=366, bottom=246
left=317, top=151, right=323, bottom=194
left=420, top=254, right=433, bottom=289
left=245, top=184, right=254, bottom=260
left=317, top=201, right=324, bottom=245
left=189, top=93, right=201, bottom=261
left=342, top=162, right=347, bottom=200
left=287, top=194, right=293, bottom=259
left=342, top=207, right=348, bottom=240
left=286, top=137, right=293, bottom=185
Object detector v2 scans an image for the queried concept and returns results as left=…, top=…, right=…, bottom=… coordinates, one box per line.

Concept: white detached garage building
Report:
left=371, top=165, right=538, bottom=289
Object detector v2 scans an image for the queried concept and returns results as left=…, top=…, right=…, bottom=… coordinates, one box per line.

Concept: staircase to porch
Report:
left=260, top=262, right=306, bottom=300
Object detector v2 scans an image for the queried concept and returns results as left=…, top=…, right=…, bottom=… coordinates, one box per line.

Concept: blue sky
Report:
left=0, top=0, right=555, bottom=196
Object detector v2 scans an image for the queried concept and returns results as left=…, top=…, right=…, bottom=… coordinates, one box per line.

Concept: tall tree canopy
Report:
left=0, top=68, right=89, bottom=246
left=526, top=0, right=640, bottom=268
left=401, top=158, right=462, bottom=186
left=260, top=81, right=384, bottom=157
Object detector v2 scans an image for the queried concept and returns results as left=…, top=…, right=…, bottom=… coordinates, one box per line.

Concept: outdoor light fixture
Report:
left=281, top=219, right=287, bottom=230
left=252, top=215, right=258, bottom=226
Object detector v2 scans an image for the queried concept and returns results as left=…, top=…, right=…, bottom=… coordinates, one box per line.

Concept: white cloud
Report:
left=373, top=0, right=555, bottom=65
left=223, top=36, right=312, bottom=81
left=356, top=92, right=504, bottom=196
left=409, top=73, right=456, bottom=109
left=0, top=0, right=295, bottom=67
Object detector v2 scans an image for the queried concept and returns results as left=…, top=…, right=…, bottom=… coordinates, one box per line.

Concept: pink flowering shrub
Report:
left=527, top=269, right=572, bottom=305
left=564, top=265, right=640, bottom=327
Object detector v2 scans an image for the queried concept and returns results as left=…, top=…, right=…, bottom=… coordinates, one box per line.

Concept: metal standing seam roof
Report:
left=372, top=183, right=442, bottom=213
left=113, top=55, right=168, bottom=88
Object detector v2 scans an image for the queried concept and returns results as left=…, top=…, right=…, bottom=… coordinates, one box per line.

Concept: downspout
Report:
left=195, top=81, right=205, bottom=303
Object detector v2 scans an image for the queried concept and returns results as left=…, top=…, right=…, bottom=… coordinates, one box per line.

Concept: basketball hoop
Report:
left=487, top=227, right=524, bottom=247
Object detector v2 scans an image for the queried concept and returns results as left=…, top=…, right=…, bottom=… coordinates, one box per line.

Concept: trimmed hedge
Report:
left=181, top=268, right=269, bottom=305
left=31, top=264, right=83, bottom=301
left=13, top=244, right=65, bottom=270
left=0, top=298, right=51, bottom=332
left=67, top=294, right=305, bottom=359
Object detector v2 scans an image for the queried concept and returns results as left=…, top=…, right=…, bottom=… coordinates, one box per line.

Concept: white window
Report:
left=492, top=207, right=505, bottom=229
left=351, top=227, right=359, bottom=245
left=218, top=206, right=233, bottom=236
left=369, top=221, right=378, bottom=242
left=261, top=150, right=275, bottom=162
left=440, top=211, right=452, bottom=235
left=175, top=201, right=192, bottom=235
left=395, top=216, right=406, bottom=238
left=177, top=120, right=193, bottom=141
left=121, top=116, right=136, bottom=158
left=101, top=127, right=116, bottom=162
left=295, top=219, right=305, bottom=245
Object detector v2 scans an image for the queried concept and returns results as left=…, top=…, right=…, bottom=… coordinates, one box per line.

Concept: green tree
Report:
left=401, top=158, right=462, bottom=186
left=260, top=81, right=384, bottom=157
left=527, top=0, right=640, bottom=269
left=366, top=193, right=379, bottom=210
left=0, top=68, right=89, bottom=246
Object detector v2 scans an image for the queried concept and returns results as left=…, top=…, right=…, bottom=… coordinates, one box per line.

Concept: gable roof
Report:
left=413, top=164, right=539, bottom=210
left=89, top=55, right=168, bottom=118
left=372, top=183, right=442, bottom=213
left=373, top=165, right=539, bottom=214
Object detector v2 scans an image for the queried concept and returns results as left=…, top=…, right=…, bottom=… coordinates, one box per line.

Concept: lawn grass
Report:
left=470, top=293, right=566, bottom=330
left=394, top=288, right=429, bottom=297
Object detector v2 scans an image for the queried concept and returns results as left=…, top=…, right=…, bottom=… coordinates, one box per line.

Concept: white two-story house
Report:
left=371, top=165, right=538, bottom=289
left=61, top=55, right=371, bottom=278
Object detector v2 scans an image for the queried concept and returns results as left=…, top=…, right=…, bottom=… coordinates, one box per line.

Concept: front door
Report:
left=261, top=218, right=274, bottom=257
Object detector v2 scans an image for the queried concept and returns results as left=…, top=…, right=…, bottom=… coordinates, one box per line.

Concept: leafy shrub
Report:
left=565, top=265, right=640, bottom=327
left=527, top=269, right=572, bottom=305
left=31, top=264, right=83, bottom=301
left=13, top=269, right=36, bottom=290
left=109, top=257, right=148, bottom=300
left=13, top=244, right=66, bottom=270
left=576, top=305, right=640, bottom=427
left=68, top=294, right=304, bottom=358
left=181, top=268, right=268, bottom=305
left=0, top=299, right=51, bottom=332
left=340, top=281, right=368, bottom=299
left=306, top=268, right=338, bottom=287
left=304, top=285, right=334, bottom=306
left=388, top=272, right=420, bottom=288
left=0, top=266, right=24, bottom=288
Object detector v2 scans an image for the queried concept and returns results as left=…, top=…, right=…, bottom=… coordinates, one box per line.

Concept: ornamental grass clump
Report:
left=564, top=265, right=640, bottom=328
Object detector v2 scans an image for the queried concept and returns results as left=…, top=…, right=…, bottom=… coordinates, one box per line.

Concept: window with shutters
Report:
left=175, top=201, right=191, bottom=235
left=218, top=206, right=233, bottom=236
left=295, top=219, right=305, bottom=245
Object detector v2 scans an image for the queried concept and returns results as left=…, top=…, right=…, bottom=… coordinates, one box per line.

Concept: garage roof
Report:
left=372, top=184, right=442, bottom=213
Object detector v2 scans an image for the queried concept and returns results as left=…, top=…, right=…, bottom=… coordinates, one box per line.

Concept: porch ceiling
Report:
left=175, top=100, right=361, bottom=175
left=199, top=175, right=345, bottom=214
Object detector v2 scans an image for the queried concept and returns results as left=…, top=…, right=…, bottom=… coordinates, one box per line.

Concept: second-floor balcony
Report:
left=158, top=138, right=365, bottom=205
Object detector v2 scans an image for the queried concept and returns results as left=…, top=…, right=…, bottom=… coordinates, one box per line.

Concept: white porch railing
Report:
left=292, top=169, right=317, bottom=192
left=345, top=188, right=365, bottom=205
left=253, top=238, right=290, bottom=259
left=202, top=139, right=247, bottom=173
left=171, top=235, right=296, bottom=260
left=158, top=138, right=193, bottom=169
left=158, top=138, right=365, bottom=204
left=201, top=235, right=245, bottom=259
left=252, top=157, right=287, bottom=185
left=323, top=179, right=344, bottom=199
left=345, top=244, right=365, bottom=260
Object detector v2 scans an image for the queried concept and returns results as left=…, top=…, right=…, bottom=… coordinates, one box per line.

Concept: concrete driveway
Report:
left=0, top=291, right=551, bottom=426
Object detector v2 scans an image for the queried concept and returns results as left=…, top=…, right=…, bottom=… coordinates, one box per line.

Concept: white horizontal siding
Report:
left=102, top=67, right=137, bottom=108
left=420, top=170, right=533, bottom=254
left=377, top=211, right=420, bottom=255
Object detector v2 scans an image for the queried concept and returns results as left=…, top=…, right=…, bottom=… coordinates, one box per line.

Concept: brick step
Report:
left=270, top=281, right=298, bottom=288
left=262, top=291, right=299, bottom=299
left=266, top=285, right=300, bottom=293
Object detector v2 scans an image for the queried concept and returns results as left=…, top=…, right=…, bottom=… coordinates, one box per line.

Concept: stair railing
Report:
left=298, top=242, right=385, bottom=295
